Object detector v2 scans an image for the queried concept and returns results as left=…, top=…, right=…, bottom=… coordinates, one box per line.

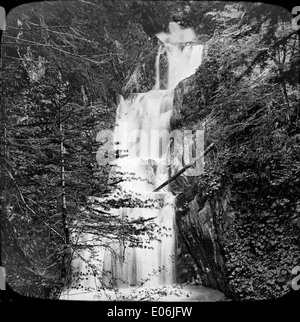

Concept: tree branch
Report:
left=153, top=143, right=215, bottom=192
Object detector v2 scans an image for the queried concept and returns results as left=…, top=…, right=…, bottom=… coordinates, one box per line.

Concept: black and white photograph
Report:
left=0, top=0, right=300, bottom=308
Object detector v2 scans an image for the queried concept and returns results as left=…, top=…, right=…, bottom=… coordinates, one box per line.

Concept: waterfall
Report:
left=154, top=44, right=163, bottom=89
left=60, top=22, right=203, bottom=300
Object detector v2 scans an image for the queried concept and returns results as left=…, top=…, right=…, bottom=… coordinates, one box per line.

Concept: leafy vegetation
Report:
left=0, top=0, right=177, bottom=297
left=173, top=2, right=300, bottom=299
left=0, top=0, right=299, bottom=300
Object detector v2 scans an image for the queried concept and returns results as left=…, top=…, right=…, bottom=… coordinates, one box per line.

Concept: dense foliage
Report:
left=174, top=2, right=300, bottom=299
left=0, top=0, right=299, bottom=300
left=0, top=0, right=179, bottom=297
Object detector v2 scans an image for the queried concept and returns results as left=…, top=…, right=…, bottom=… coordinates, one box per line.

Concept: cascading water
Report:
left=60, top=22, right=203, bottom=300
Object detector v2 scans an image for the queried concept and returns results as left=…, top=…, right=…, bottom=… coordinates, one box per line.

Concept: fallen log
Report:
left=153, top=143, right=215, bottom=192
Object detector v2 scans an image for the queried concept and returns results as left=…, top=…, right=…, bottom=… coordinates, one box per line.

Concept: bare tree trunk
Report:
left=60, top=121, right=69, bottom=244
left=0, top=94, right=7, bottom=271
left=59, top=113, right=70, bottom=280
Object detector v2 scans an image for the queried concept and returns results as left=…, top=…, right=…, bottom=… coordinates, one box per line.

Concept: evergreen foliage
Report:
left=1, top=0, right=299, bottom=300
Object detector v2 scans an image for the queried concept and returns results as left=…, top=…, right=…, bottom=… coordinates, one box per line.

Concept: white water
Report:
left=60, top=23, right=203, bottom=301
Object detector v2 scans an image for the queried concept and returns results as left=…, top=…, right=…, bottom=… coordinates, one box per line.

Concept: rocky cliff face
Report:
left=170, top=56, right=300, bottom=300
left=176, top=191, right=229, bottom=294
left=169, top=70, right=230, bottom=294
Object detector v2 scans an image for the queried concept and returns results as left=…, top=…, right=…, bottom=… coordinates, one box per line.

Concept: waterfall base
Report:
left=60, top=285, right=225, bottom=301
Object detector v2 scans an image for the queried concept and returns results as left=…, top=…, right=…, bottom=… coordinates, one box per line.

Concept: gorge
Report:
left=60, top=22, right=213, bottom=301
left=2, top=1, right=299, bottom=302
